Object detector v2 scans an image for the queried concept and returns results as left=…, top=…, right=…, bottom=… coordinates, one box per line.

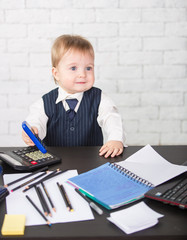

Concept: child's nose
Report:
left=78, top=69, right=86, bottom=78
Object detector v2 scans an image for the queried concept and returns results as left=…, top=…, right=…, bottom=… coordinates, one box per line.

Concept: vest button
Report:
left=70, top=127, right=75, bottom=131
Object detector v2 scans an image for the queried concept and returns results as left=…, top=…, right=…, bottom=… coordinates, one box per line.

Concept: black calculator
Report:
left=0, top=121, right=61, bottom=171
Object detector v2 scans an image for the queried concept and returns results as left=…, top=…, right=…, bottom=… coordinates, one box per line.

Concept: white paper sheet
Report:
left=118, top=144, right=187, bottom=186
left=107, top=202, right=164, bottom=234
left=3, top=170, right=94, bottom=226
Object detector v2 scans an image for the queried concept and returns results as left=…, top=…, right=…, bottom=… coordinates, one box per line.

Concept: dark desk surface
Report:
left=0, top=145, right=187, bottom=240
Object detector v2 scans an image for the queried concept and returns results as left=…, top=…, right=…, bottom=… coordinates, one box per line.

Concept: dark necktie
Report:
left=66, top=99, right=78, bottom=121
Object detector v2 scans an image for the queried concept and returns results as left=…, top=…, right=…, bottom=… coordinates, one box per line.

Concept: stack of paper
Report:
left=107, top=202, right=163, bottom=234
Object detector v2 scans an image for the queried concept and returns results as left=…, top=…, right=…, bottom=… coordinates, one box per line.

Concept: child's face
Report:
left=52, top=49, right=95, bottom=94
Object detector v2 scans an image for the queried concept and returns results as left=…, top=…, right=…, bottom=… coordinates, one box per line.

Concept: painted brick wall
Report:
left=0, top=0, right=186, bottom=146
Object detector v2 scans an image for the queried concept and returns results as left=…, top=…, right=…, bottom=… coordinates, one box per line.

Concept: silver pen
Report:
left=75, top=188, right=103, bottom=215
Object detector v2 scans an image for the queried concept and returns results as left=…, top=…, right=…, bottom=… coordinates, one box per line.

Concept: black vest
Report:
left=42, top=87, right=103, bottom=146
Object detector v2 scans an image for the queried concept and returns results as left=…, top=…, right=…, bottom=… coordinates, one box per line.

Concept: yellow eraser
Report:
left=1, top=214, right=25, bottom=235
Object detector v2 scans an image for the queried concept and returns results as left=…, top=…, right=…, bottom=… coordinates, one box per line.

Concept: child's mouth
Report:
left=76, top=82, right=86, bottom=84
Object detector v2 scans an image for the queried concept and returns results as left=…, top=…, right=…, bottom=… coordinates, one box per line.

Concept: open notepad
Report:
left=67, top=145, right=187, bottom=210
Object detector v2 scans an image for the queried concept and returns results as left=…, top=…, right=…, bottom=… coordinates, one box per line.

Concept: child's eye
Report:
left=71, top=66, right=77, bottom=71
left=86, top=66, right=92, bottom=71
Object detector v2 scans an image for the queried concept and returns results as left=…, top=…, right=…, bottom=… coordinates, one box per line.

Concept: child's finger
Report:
left=116, top=148, right=123, bottom=156
left=99, top=144, right=107, bottom=152
left=110, top=148, right=120, bottom=158
left=104, top=149, right=113, bottom=158
left=22, top=129, right=35, bottom=146
left=31, top=126, right=38, bottom=135
left=99, top=147, right=108, bottom=156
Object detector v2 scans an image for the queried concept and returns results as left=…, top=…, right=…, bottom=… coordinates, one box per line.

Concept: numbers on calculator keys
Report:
left=25, top=151, right=52, bottom=161
left=13, top=148, right=54, bottom=165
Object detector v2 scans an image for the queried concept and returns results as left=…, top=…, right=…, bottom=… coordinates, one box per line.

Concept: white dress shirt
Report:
left=26, top=87, right=126, bottom=145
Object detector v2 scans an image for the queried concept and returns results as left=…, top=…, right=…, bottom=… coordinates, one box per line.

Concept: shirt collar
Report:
left=55, top=86, right=83, bottom=104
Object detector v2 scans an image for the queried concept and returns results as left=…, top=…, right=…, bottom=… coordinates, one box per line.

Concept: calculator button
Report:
left=31, top=161, right=37, bottom=165
left=16, top=152, right=22, bottom=155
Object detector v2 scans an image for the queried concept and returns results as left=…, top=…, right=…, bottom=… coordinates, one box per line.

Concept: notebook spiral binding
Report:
left=109, top=163, right=154, bottom=188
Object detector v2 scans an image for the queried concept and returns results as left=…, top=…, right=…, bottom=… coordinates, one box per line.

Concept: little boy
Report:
left=22, top=35, right=125, bottom=158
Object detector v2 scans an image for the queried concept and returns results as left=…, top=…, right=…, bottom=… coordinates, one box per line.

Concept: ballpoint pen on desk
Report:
left=75, top=188, right=103, bottom=215
left=11, top=171, right=47, bottom=192
left=25, top=195, right=51, bottom=227
left=57, top=182, right=74, bottom=212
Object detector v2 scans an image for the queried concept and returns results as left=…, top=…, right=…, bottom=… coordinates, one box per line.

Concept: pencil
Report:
left=25, top=195, right=51, bottom=227
left=23, top=169, right=68, bottom=192
left=57, top=182, right=74, bottom=212
left=38, top=185, right=52, bottom=217
left=4, top=166, right=48, bottom=187
left=11, top=171, right=47, bottom=192
left=41, top=182, right=56, bottom=212
left=34, top=186, right=49, bottom=216
left=23, top=169, right=59, bottom=192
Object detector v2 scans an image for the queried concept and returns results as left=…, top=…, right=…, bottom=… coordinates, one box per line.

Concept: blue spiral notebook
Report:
left=67, top=145, right=187, bottom=210
left=68, top=162, right=152, bottom=209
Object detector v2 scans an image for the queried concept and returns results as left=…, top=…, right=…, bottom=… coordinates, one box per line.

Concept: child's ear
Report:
left=52, top=67, right=59, bottom=82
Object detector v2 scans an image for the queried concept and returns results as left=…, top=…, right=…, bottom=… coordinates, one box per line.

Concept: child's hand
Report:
left=22, top=126, right=38, bottom=146
left=99, top=140, right=123, bottom=158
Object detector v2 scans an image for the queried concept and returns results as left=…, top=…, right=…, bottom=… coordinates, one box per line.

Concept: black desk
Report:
left=0, top=146, right=187, bottom=240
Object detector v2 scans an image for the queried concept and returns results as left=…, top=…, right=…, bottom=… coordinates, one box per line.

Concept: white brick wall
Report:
left=0, top=0, right=186, bottom=147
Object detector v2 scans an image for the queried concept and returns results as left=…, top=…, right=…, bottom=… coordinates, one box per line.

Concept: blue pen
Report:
left=22, top=121, right=47, bottom=153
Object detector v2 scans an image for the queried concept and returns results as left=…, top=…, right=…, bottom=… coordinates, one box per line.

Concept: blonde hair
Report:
left=51, top=35, right=94, bottom=82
